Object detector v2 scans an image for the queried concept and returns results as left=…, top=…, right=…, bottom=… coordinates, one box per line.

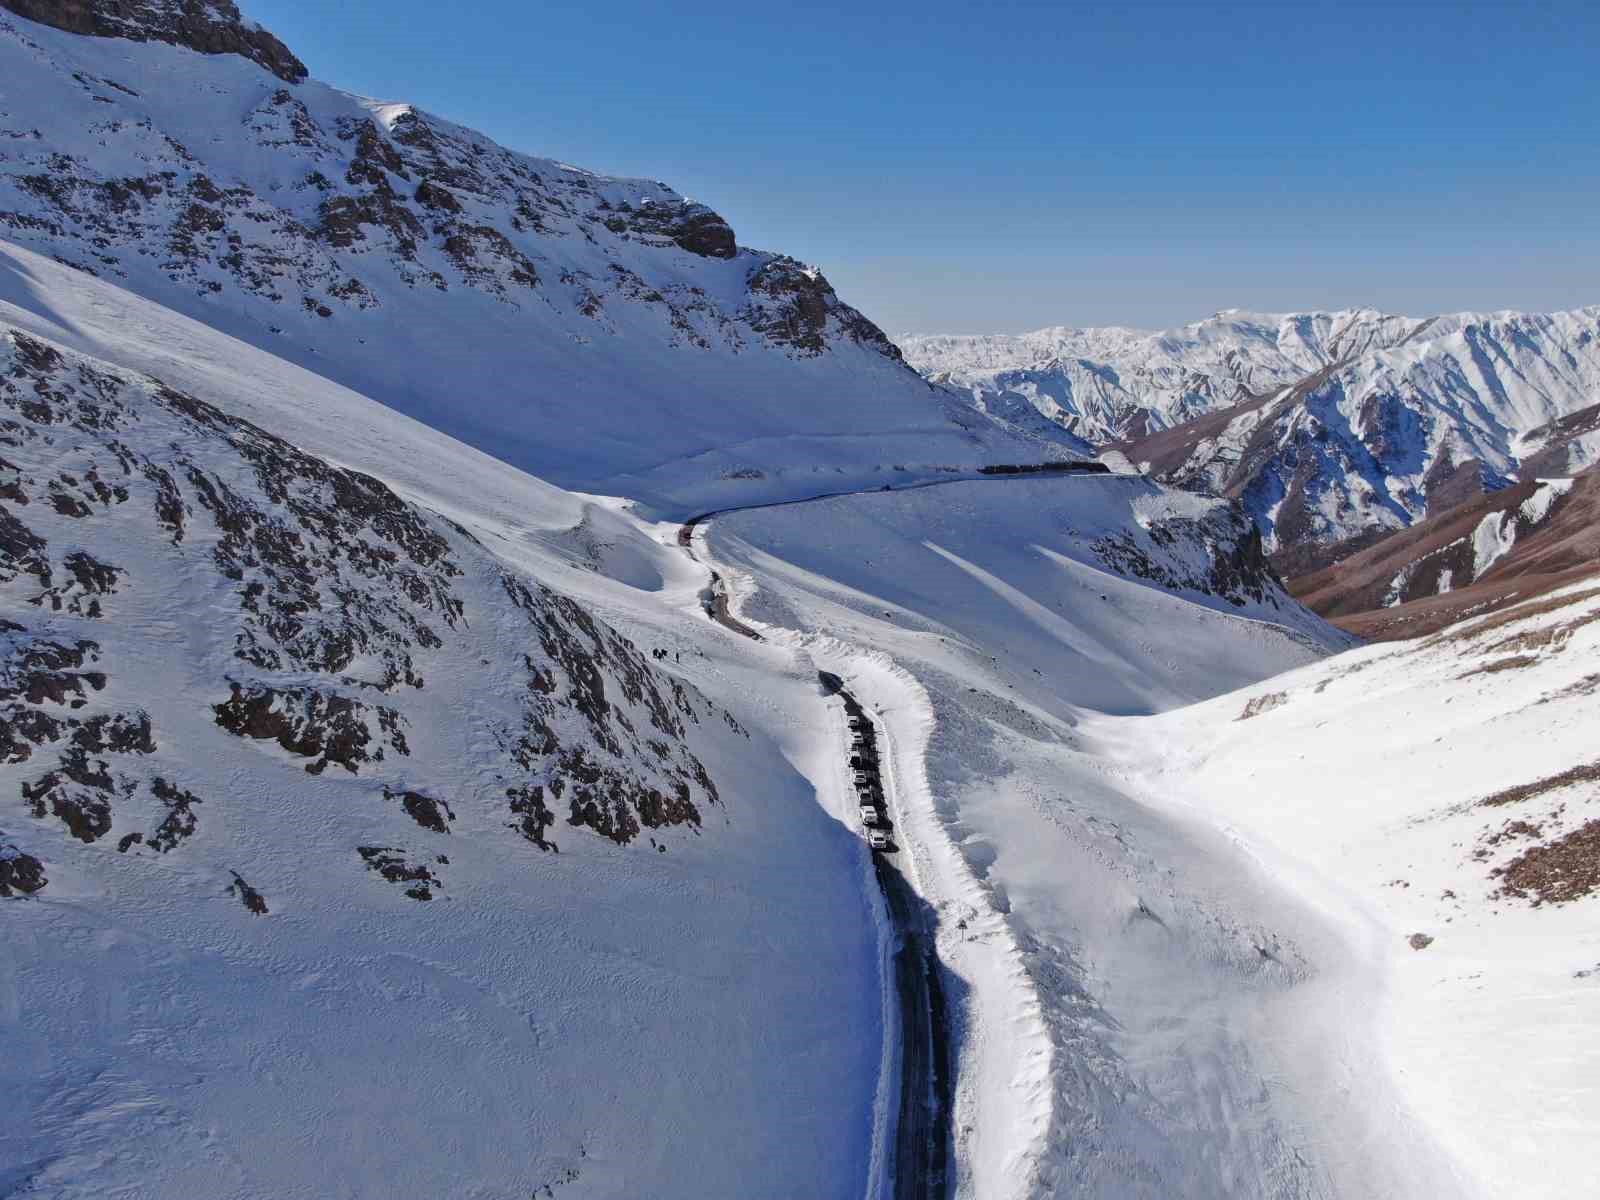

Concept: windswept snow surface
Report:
left=704, top=479, right=1388, bottom=1199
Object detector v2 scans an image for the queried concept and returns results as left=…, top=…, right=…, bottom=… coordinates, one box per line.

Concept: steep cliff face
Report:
left=0, top=7, right=1051, bottom=505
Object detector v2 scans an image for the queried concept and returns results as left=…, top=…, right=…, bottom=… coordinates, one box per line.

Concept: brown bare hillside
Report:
left=1288, top=466, right=1600, bottom=640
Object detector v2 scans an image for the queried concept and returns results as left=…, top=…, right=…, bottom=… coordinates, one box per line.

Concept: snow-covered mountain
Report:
left=0, top=303, right=890, bottom=1197
left=6, top=6, right=1597, bottom=1200
left=900, top=309, right=1423, bottom=443
left=903, top=308, right=1600, bottom=557
left=0, top=1, right=1062, bottom=514
left=0, top=245, right=1344, bottom=1197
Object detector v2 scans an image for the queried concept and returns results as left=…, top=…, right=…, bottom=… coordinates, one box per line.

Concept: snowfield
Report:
left=1129, top=580, right=1600, bottom=1200
left=705, top=482, right=1599, bottom=1199
left=1, top=7, right=1596, bottom=1200
left=0, top=312, right=886, bottom=1198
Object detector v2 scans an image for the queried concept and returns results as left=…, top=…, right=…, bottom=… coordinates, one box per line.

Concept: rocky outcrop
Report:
left=1, top=325, right=730, bottom=894
left=745, top=256, right=902, bottom=359
left=619, top=200, right=736, bottom=259
left=0, top=0, right=307, bottom=82
left=0, top=838, right=46, bottom=894
left=1092, top=502, right=1288, bottom=610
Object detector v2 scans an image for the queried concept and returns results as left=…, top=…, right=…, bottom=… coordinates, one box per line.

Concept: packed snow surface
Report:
left=1131, top=581, right=1600, bottom=1200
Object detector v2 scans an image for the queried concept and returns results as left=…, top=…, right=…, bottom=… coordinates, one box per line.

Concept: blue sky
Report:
left=249, top=0, right=1599, bottom=334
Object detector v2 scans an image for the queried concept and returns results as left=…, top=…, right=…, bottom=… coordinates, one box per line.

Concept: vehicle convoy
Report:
left=844, top=703, right=894, bottom=851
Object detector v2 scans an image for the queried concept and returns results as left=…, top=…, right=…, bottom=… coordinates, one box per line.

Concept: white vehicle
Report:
left=867, top=830, right=890, bottom=851
left=859, top=805, right=880, bottom=827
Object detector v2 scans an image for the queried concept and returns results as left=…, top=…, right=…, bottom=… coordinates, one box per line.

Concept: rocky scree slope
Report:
left=0, top=3, right=1050, bottom=506
left=0, top=324, right=730, bottom=905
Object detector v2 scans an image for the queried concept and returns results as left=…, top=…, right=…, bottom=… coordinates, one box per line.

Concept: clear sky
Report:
left=248, top=0, right=1599, bottom=335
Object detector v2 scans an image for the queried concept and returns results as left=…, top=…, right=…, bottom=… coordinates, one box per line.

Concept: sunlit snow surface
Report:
left=709, top=485, right=1598, bottom=1200
left=0, top=250, right=885, bottom=1199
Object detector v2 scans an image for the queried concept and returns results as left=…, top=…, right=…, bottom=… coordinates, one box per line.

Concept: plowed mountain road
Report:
left=674, top=470, right=1111, bottom=1199
left=828, top=673, right=953, bottom=1200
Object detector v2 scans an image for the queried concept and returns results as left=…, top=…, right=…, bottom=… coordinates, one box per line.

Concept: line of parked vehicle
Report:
left=843, top=693, right=895, bottom=852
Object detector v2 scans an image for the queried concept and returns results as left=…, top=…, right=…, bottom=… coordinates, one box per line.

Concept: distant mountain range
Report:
left=901, top=308, right=1600, bottom=563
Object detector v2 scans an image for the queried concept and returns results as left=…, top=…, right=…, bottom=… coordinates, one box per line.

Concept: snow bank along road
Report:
left=675, top=462, right=1109, bottom=644
left=831, top=673, right=954, bottom=1200
left=681, top=511, right=952, bottom=1200
left=675, top=468, right=1110, bottom=1199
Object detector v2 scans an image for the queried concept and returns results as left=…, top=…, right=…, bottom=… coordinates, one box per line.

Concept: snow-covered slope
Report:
left=0, top=318, right=886, bottom=1197
left=1125, top=579, right=1600, bottom=1200
left=900, top=309, right=1421, bottom=443
left=702, top=472, right=1600, bottom=1200
left=0, top=4, right=1055, bottom=514
left=700, top=479, right=1364, bottom=1198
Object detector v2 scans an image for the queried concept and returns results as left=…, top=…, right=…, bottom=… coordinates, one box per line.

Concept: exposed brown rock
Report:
left=387, top=787, right=452, bottom=834
left=213, top=682, right=407, bottom=775
left=357, top=845, right=438, bottom=900
left=1289, top=468, right=1600, bottom=641
left=1492, top=820, right=1600, bottom=906
left=0, top=841, right=47, bottom=895
left=1480, top=760, right=1600, bottom=809
left=0, top=1, right=308, bottom=83
left=228, top=869, right=267, bottom=914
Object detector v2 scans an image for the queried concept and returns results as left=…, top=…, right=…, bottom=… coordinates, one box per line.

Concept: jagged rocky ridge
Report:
left=901, top=310, right=1423, bottom=444
left=0, top=0, right=305, bottom=81
left=0, top=324, right=731, bottom=900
